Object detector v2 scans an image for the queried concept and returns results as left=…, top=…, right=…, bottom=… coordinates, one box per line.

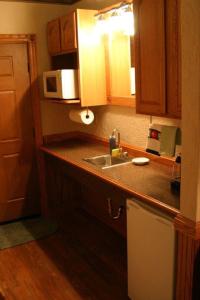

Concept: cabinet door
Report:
left=166, top=0, right=181, bottom=118
left=76, top=9, right=107, bottom=106
left=105, top=33, right=135, bottom=105
left=47, top=19, right=61, bottom=55
left=60, top=12, right=77, bottom=52
left=134, top=0, right=166, bottom=115
left=44, top=156, right=82, bottom=221
left=81, top=182, right=126, bottom=237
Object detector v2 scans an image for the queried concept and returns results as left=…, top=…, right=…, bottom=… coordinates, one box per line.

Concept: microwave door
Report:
left=44, top=74, right=62, bottom=99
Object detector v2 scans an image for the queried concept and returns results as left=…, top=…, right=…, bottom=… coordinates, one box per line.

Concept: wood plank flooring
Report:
left=0, top=210, right=128, bottom=300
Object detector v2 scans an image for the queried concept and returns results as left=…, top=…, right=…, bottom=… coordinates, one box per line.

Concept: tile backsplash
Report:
left=42, top=103, right=181, bottom=150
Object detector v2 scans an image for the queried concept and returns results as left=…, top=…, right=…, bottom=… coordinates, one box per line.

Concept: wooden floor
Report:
left=0, top=210, right=128, bottom=300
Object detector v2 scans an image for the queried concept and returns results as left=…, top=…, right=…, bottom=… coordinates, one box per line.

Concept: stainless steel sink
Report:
left=83, top=154, right=132, bottom=169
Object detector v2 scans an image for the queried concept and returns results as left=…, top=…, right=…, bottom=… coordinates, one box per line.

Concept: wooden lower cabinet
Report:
left=45, top=156, right=82, bottom=221
left=44, top=154, right=127, bottom=237
left=81, top=182, right=127, bottom=237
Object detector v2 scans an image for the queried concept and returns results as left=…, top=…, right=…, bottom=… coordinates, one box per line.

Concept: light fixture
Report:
left=122, top=4, right=134, bottom=36
left=95, top=1, right=134, bottom=36
left=95, top=13, right=107, bottom=35
left=108, top=8, right=123, bottom=34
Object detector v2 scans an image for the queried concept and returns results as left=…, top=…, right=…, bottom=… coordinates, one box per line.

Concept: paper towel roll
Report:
left=69, top=109, right=94, bottom=125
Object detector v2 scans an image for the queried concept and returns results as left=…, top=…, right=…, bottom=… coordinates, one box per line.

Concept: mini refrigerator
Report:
left=126, top=198, right=176, bottom=300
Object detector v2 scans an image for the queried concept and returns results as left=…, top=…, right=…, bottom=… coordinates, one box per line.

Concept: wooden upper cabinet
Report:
left=102, top=1, right=136, bottom=108
left=46, top=9, right=107, bottom=107
left=134, top=0, right=166, bottom=115
left=60, top=12, right=77, bottom=52
left=165, top=0, right=181, bottom=118
left=76, top=9, right=107, bottom=107
left=134, top=0, right=181, bottom=118
left=105, top=33, right=135, bottom=107
left=47, top=19, right=61, bottom=55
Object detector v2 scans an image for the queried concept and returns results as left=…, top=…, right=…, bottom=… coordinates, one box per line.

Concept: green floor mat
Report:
left=0, top=217, right=58, bottom=250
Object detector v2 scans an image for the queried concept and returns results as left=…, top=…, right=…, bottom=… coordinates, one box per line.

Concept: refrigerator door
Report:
left=127, top=198, right=176, bottom=300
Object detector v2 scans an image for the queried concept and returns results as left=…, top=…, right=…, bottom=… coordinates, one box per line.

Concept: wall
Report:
left=1, top=0, right=200, bottom=223
left=0, top=0, right=180, bottom=150
left=0, top=1, right=78, bottom=137
left=43, top=104, right=180, bottom=148
left=41, top=0, right=181, bottom=149
left=0, top=0, right=181, bottom=150
left=0, top=1, right=71, bottom=76
left=180, top=0, right=200, bottom=221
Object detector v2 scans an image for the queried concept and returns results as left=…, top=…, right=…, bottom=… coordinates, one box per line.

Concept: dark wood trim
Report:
left=0, top=34, right=36, bottom=43
left=0, top=34, right=43, bottom=147
left=27, top=35, right=43, bottom=147
left=107, top=96, right=136, bottom=108
left=27, top=35, right=48, bottom=217
left=175, top=215, right=200, bottom=240
left=1, top=0, right=80, bottom=4
left=174, top=215, right=200, bottom=300
left=43, top=131, right=176, bottom=167
left=0, top=34, right=45, bottom=215
left=42, top=99, right=80, bottom=105
left=43, top=131, right=80, bottom=144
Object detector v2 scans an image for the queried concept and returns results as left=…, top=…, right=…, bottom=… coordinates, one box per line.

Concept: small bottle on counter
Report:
left=109, top=134, right=116, bottom=154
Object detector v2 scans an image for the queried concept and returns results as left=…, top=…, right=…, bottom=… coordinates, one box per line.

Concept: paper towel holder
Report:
left=69, top=107, right=94, bottom=125
left=86, top=107, right=89, bottom=119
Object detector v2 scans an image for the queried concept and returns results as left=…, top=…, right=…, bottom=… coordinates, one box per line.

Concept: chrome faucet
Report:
left=112, top=128, right=120, bottom=148
left=109, top=129, right=128, bottom=157
left=109, top=128, right=121, bottom=154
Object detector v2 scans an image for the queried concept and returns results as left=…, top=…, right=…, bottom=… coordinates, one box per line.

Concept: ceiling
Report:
left=0, top=0, right=119, bottom=7
left=1, top=0, right=80, bottom=4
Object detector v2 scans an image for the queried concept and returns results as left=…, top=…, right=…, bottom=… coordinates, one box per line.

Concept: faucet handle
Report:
left=122, top=151, right=128, bottom=157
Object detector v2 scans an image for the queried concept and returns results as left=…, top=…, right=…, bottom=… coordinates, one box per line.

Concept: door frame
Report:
left=0, top=34, right=45, bottom=214
left=0, top=34, right=42, bottom=147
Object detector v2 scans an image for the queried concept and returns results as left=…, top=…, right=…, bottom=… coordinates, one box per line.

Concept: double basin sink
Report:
left=83, top=154, right=132, bottom=169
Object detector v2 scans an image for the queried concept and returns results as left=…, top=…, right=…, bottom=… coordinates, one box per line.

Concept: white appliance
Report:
left=130, top=67, right=135, bottom=95
left=43, top=69, right=79, bottom=99
left=126, top=198, right=176, bottom=300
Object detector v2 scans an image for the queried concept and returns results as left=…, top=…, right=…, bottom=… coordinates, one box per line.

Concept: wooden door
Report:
left=134, top=0, right=166, bottom=115
left=0, top=43, right=40, bottom=222
left=60, top=12, right=77, bottom=52
left=47, top=19, right=61, bottom=55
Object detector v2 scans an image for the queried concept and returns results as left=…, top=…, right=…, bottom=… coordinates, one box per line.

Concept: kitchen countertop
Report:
left=40, top=138, right=180, bottom=217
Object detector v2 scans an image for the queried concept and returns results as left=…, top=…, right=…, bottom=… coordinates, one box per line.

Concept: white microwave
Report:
left=43, top=69, right=79, bottom=100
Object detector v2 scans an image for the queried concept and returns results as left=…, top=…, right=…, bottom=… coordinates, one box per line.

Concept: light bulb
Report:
left=121, top=4, right=134, bottom=36
left=95, top=13, right=107, bottom=35
left=108, top=9, right=123, bottom=34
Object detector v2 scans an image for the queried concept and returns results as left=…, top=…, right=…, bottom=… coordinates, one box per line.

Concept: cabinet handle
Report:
left=107, top=198, right=123, bottom=220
